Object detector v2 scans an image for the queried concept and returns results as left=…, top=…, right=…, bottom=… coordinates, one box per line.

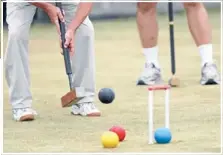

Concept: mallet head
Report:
left=168, top=75, right=180, bottom=87
left=61, top=90, right=80, bottom=108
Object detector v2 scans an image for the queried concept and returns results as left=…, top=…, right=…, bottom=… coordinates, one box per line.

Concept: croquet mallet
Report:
left=56, top=2, right=81, bottom=107
left=168, top=2, right=180, bottom=87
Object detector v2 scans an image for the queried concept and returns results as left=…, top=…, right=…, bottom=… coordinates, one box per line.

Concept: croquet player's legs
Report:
left=184, top=2, right=220, bottom=85
left=4, top=3, right=36, bottom=109
left=184, top=3, right=213, bottom=66
left=137, top=2, right=159, bottom=67
left=136, top=2, right=162, bottom=85
left=63, top=4, right=95, bottom=103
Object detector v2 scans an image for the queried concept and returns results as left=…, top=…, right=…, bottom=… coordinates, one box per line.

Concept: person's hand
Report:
left=65, top=29, right=75, bottom=55
left=60, top=29, right=75, bottom=56
left=43, top=4, right=64, bottom=35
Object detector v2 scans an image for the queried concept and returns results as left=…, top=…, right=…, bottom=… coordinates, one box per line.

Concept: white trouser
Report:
left=4, top=2, right=96, bottom=109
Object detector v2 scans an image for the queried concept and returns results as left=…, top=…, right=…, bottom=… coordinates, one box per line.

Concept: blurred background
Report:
left=2, top=2, right=220, bottom=23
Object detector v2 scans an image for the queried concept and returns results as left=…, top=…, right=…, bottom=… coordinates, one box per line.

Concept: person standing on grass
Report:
left=4, top=2, right=101, bottom=122
left=136, top=2, right=220, bottom=85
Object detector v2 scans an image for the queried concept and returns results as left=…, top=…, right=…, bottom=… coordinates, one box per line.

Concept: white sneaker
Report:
left=200, top=63, right=220, bottom=85
left=137, top=63, right=163, bottom=85
left=12, top=108, right=37, bottom=121
left=71, top=102, right=101, bottom=117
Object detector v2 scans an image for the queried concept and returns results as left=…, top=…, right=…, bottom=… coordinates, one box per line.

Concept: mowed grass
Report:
left=3, top=10, right=221, bottom=153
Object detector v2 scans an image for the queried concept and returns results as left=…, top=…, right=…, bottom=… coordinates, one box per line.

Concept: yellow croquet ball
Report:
left=101, top=131, right=119, bottom=148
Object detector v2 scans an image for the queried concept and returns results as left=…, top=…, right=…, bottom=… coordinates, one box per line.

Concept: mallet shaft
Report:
left=168, top=2, right=176, bottom=75
left=56, top=2, right=73, bottom=90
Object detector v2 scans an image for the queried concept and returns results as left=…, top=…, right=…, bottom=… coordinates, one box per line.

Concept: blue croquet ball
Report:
left=98, top=88, right=115, bottom=104
left=154, top=128, right=172, bottom=144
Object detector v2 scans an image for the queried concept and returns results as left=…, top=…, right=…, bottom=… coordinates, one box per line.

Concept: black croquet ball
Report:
left=98, top=88, right=115, bottom=104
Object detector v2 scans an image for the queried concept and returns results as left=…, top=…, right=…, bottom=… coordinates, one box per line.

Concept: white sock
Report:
left=143, top=46, right=160, bottom=68
left=198, top=44, right=213, bottom=67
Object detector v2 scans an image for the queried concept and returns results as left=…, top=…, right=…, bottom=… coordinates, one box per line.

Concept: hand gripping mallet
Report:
left=168, top=2, right=180, bottom=87
left=56, top=2, right=79, bottom=108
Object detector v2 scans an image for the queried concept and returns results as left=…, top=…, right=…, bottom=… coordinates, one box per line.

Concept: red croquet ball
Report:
left=109, top=126, right=126, bottom=142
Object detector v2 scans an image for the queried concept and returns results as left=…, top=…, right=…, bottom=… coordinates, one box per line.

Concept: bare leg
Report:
left=136, top=2, right=162, bottom=85
left=184, top=2, right=220, bottom=85
left=137, top=2, right=158, bottom=48
left=184, top=2, right=213, bottom=66
left=136, top=2, right=160, bottom=67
